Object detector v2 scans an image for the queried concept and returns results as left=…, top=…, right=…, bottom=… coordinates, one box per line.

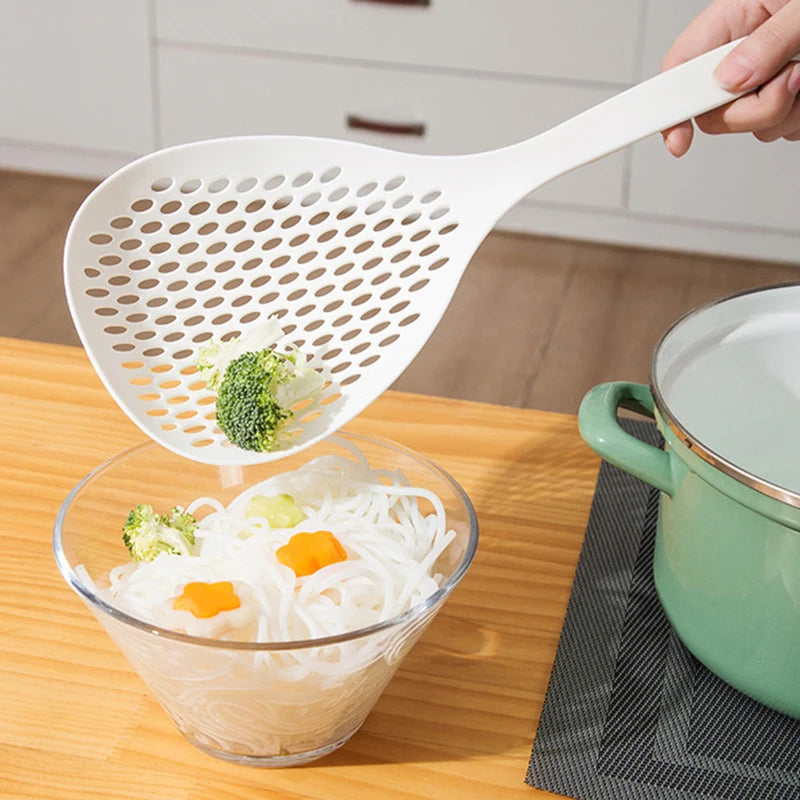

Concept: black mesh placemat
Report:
left=526, top=418, right=800, bottom=800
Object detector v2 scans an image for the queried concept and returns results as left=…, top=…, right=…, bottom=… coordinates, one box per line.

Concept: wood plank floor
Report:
left=2, top=168, right=798, bottom=414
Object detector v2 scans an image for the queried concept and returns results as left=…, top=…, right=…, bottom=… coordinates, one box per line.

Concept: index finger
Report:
left=660, top=0, right=771, bottom=71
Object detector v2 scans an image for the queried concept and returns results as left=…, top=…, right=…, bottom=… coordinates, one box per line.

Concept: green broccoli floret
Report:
left=215, top=349, right=319, bottom=452
left=122, top=504, right=197, bottom=562
left=196, top=338, right=238, bottom=392
left=166, top=506, right=198, bottom=539
left=197, top=321, right=324, bottom=453
left=196, top=319, right=287, bottom=393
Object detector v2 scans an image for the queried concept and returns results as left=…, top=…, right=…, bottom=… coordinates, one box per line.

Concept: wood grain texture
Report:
left=0, top=337, right=599, bottom=799
left=0, top=169, right=95, bottom=346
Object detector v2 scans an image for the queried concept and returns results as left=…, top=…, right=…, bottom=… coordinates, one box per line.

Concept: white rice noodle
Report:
left=84, top=448, right=458, bottom=758
left=98, top=451, right=456, bottom=648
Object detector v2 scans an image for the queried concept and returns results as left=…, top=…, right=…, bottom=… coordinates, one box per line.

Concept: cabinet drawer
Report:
left=0, top=0, right=153, bottom=154
left=629, top=0, right=800, bottom=232
left=156, top=0, right=642, bottom=84
left=629, top=123, right=800, bottom=232
left=158, top=46, right=625, bottom=210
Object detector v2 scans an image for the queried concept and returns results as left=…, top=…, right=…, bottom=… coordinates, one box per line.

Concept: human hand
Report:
left=661, top=0, right=800, bottom=156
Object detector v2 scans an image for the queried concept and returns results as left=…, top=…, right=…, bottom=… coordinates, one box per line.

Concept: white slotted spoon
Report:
left=65, top=39, right=754, bottom=466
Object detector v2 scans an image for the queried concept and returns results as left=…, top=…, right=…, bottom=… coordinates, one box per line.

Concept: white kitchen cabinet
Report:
left=155, top=0, right=643, bottom=84
left=628, top=0, right=800, bottom=233
left=3, top=0, right=799, bottom=262
left=629, top=132, right=800, bottom=233
left=158, top=45, right=626, bottom=210
left=0, top=0, right=154, bottom=158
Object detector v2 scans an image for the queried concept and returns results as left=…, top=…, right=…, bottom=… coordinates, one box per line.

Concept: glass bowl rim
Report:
left=53, top=429, right=479, bottom=651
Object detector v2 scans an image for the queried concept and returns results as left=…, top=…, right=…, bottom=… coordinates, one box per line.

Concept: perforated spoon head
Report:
left=64, top=136, right=498, bottom=465
left=65, top=40, right=753, bottom=465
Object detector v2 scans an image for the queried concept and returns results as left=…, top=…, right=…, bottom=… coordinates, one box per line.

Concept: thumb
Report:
left=715, top=0, right=800, bottom=91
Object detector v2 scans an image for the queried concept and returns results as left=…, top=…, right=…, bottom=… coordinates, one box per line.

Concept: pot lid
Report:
left=652, top=283, right=800, bottom=503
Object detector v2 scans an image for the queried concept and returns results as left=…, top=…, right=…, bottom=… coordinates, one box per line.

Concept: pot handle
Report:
left=578, top=381, right=676, bottom=497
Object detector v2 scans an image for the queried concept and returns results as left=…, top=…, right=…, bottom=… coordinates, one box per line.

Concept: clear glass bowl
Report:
left=53, top=431, right=478, bottom=767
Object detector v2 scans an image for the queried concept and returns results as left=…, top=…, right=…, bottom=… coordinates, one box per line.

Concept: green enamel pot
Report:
left=578, top=285, right=800, bottom=719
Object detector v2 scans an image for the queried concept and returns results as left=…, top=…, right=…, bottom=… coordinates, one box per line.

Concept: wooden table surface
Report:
left=0, top=337, right=601, bottom=800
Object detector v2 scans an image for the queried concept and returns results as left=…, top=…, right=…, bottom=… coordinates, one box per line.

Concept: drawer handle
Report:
left=352, top=0, right=430, bottom=6
left=346, top=114, right=426, bottom=137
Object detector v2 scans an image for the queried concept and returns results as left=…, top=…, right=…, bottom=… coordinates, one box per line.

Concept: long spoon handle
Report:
left=488, top=38, right=797, bottom=203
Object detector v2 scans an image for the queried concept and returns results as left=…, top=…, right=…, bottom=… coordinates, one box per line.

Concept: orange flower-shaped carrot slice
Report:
left=276, top=530, right=347, bottom=577
left=173, top=580, right=241, bottom=618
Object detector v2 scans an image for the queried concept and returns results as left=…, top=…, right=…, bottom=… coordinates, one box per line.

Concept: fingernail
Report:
left=663, top=131, right=682, bottom=157
left=714, top=53, right=755, bottom=90
left=789, top=63, right=800, bottom=95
